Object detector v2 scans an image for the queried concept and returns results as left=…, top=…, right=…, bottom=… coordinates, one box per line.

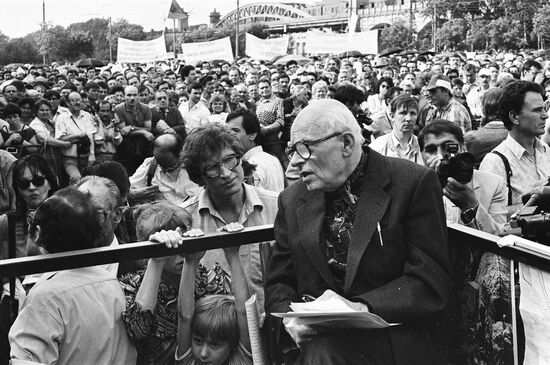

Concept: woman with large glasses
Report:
left=0, top=155, right=58, bottom=260
left=29, top=99, right=71, bottom=181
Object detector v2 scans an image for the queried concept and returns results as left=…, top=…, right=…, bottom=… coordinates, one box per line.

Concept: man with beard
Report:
left=129, top=133, right=199, bottom=206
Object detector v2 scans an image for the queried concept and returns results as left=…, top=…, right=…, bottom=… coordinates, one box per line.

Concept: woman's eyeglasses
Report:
left=17, top=176, right=46, bottom=190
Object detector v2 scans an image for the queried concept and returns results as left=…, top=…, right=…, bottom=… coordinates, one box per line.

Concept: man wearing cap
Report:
left=425, top=74, right=472, bottom=133
left=466, top=68, right=492, bottom=121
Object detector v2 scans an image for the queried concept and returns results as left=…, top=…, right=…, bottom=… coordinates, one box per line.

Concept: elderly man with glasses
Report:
left=265, top=99, right=453, bottom=365
left=151, top=124, right=278, bottom=310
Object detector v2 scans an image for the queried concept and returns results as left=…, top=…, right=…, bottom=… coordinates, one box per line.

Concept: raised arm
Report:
left=176, top=254, right=201, bottom=358
left=224, top=246, right=251, bottom=352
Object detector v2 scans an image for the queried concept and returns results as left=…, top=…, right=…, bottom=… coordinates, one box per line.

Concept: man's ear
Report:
left=341, top=132, right=356, bottom=157
left=113, top=207, right=123, bottom=225
left=509, top=111, right=519, bottom=125
left=249, top=132, right=257, bottom=142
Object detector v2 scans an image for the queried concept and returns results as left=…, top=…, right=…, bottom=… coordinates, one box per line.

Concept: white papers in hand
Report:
left=272, top=289, right=399, bottom=330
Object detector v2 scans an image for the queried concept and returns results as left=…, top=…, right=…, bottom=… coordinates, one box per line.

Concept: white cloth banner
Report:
left=117, top=36, right=167, bottom=63
left=245, top=33, right=289, bottom=60
left=305, top=30, right=379, bottom=55
left=181, top=37, right=234, bottom=64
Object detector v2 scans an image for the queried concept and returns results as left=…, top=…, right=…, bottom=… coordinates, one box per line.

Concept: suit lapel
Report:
left=296, top=189, right=340, bottom=290
left=344, top=151, right=391, bottom=294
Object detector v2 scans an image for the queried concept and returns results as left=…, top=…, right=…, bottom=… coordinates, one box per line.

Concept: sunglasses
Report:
left=18, top=176, right=46, bottom=190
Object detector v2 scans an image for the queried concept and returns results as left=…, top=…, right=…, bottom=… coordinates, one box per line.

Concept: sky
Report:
left=1, top=0, right=316, bottom=38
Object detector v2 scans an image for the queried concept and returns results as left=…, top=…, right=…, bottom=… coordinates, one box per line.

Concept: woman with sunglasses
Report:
left=365, top=76, right=394, bottom=116
left=29, top=99, right=71, bottom=180
left=0, top=155, right=58, bottom=260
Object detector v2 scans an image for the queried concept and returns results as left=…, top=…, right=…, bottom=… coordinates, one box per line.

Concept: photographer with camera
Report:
left=419, top=119, right=507, bottom=235
left=478, top=81, right=550, bottom=365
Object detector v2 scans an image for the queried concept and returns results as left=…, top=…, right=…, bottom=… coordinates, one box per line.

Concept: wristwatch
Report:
left=460, top=204, right=478, bottom=224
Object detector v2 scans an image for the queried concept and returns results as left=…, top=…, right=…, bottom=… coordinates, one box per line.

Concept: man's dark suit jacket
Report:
left=265, top=148, right=454, bottom=365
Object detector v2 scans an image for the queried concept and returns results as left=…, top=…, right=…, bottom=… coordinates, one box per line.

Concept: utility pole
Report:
left=173, top=18, right=177, bottom=60
left=108, top=17, right=113, bottom=63
left=432, top=2, right=436, bottom=52
left=42, top=0, right=46, bottom=65
left=235, top=0, right=240, bottom=60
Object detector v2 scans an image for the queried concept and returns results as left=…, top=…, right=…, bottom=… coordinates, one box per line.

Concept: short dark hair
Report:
left=500, top=80, right=544, bottom=130
left=334, top=83, right=365, bottom=105
left=182, top=124, right=243, bottom=186
left=463, top=63, right=477, bottom=73
left=257, top=77, right=271, bottom=86
left=180, top=65, right=195, bottom=79
left=481, top=88, right=504, bottom=123
left=30, top=188, right=101, bottom=253
left=84, top=160, right=130, bottom=200
left=418, top=119, right=464, bottom=151
left=523, top=59, right=542, bottom=73
left=226, top=109, right=261, bottom=145
left=390, top=94, right=418, bottom=114
left=189, top=82, right=203, bottom=92
left=84, top=82, right=100, bottom=91
left=108, top=85, right=124, bottom=95
left=199, top=75, right=214, bottom=87
left=3, top=102, right=21, bottom=117
left=43, top=90, right=60, bottom=100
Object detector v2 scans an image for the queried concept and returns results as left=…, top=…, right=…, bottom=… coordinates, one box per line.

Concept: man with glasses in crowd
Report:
left=151, top=124, right=278, bottom=310
left=265, top=99, right=453, bottom=365
left=151, top=90, right=185, bottom=139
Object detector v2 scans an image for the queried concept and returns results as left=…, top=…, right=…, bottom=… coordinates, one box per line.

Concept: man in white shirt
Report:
left=178, top=82, right=210, bottom=133
left=129, top=133, right=199, bottom=206
left=226, top=109, right=285, bottom=193
left=370, top=95, right=423, bottom=166
left=55, top=92, right=96, bottom=181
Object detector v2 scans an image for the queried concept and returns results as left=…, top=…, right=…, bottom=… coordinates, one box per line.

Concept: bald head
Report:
left=124, top=85, right=138, bottom=106
left=291, top=99, right=363, bottom=145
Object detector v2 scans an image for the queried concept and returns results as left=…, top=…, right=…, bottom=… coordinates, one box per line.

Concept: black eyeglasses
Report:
left=286, top=132, right=342, bottom=160
left=96, top=209, right=114, bottom=224
left=203, top=154, right=241, bottom=178
left=17, top=176, right=46, bottom=190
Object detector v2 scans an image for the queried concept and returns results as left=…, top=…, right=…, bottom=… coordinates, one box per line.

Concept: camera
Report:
left=510, top=185, right=550, bottom=245
left=437, top=142, right=475, bottom=187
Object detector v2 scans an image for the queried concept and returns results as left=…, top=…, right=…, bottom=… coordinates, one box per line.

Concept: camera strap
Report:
left=491, top=151, right=513, bottom=206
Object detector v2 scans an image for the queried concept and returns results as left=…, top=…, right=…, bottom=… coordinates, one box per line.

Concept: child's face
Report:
left=192, top=335, right=232, bottom=365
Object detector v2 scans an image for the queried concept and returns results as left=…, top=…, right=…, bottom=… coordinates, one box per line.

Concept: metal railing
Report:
left=1, top=221, right=549, bottom=365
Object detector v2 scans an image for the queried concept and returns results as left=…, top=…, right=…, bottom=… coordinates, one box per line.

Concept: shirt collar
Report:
left=505, top=134, right=547, bottom=159
left=197, top=183, right=264, bottom=218
left=243, top=145, right=263, bottom=160
left=390, top=132, right=415, bottom=150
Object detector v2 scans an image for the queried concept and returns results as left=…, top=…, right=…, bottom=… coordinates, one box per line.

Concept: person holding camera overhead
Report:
left=419, top=119, right=507, bottom=235
left=55, top=91, right=96, bottom=182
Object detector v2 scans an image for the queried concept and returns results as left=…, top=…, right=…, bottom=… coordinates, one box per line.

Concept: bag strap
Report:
left=7, top=213, right=16, bottom=297
left=491, top=151, right=513, bottom=206
left=146, top=159, right=158, bottom=187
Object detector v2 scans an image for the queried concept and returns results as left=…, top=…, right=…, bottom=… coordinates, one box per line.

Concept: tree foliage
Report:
left=533, top=4, right=550, bottom=47
left=0, top=38, right=41, bottom=65
left=379, top=20, right=416, bottom=50
left=435, top=19, right=469, bottom=50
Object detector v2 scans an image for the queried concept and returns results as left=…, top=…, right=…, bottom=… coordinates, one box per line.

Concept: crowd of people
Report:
left=1, top=48, right=550, bottom=364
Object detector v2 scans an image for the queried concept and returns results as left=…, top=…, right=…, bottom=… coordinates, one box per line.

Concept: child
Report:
left=175, top=243, right=252, bottom=365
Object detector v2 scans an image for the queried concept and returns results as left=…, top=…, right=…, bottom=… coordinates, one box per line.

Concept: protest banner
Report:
left=305, top=30, right=379, bottom=55
left=181, top=37, right=234, bottom=64
left=245, top=33, right=289, bottom=60
left=117, top=36, right=167, bottom=63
